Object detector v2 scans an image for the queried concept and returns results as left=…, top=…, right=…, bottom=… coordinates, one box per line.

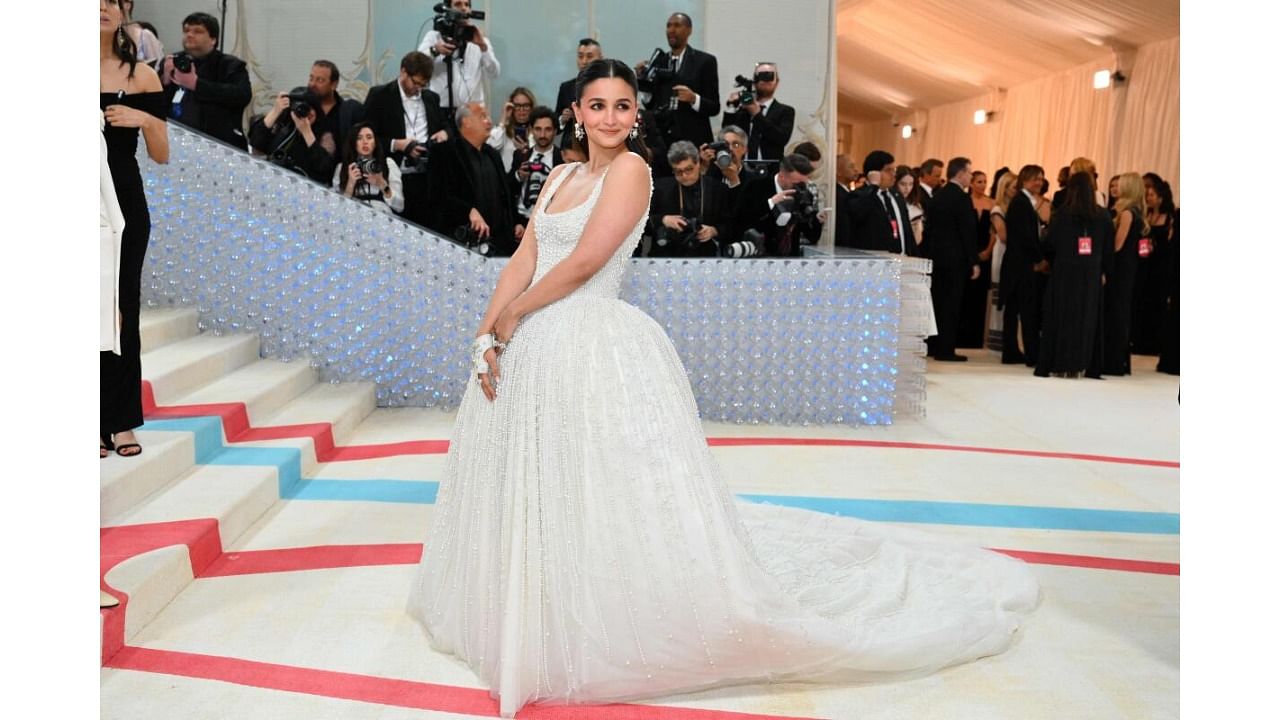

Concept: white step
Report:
left=139, top=307, right=200, bottom=353
left=260, top=381, right=378, bottom=448
left=100, top=430, right=196, bottom=524
left=171, top=359, right=318, bottom=428
left=141, top=334, right=260, bottom=405
left=105, top=544, right=194, bottom=644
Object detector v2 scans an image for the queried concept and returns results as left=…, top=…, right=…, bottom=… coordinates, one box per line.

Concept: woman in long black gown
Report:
left=101, top=0, right=169, bottom=457
left=1035, top=173, right=1114, bottom=378
left=959, top=171, right=994, bottom=348
left=1131, top=175, right=1170, bottom=354
left=1101, top=173, right=1147, bottom=376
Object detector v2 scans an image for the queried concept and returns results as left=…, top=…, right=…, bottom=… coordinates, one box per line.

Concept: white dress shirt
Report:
left=420, top=29, right=500, bottom=108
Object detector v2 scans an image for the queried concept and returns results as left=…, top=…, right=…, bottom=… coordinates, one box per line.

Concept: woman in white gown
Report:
left=409, top=60, right=1039, bottom=718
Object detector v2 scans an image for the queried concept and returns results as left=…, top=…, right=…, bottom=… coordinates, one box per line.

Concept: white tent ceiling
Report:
left=836, top=0, right=1180, bottom=121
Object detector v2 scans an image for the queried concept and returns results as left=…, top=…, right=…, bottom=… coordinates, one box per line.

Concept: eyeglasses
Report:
left=511, top=102, right=533, bottom=109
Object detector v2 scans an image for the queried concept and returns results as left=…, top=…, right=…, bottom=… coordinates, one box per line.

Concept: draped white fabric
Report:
left=841, top=36, right=1179, bottom=199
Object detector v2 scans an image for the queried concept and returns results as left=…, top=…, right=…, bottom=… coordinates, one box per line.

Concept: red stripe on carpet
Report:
left=142, top=381, right=1178, bottom=468
left=992, top=548, right=1180, bottom=575
left=105, top=646, right=823, bottom=720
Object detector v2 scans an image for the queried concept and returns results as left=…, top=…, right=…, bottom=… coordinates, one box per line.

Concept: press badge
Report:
left=1138, top=238, right=1152, bottom=257
left=1078, top=236, right=1092, bottom=255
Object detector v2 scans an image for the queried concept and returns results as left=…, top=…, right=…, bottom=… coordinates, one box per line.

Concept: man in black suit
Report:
left=363, top=52, right=449, bottom=227
left=635, top=13, right=720, bottom=148
left=508, top=107, right=564, bottom=227
left=160, top=13, right=251, bottom=150
left=846, top=150, right=918, bottom=255
left=650, top=141, right=733, bottom=257
left=554, top=39, right=603, bottom=134
left=734, top=153, right=822, bottom=258
left=428, top=102, right=519, bottom=257
left=721, top=62, right=795, bottom=170
left=999, top=164, right=1049, bottom=365
left=924, top=157, right=982, bottom=361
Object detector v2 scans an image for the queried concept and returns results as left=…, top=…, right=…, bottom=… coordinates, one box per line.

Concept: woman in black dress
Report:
left=1132, top=174, right=1174, bottom=355
left=1101, top=173, right=1147, bottom=376
left=101, top=0, right=169, bottom=457
left=959, top=171, right=995, bottom=348
left=1035, top=173, right=1114, bottom=378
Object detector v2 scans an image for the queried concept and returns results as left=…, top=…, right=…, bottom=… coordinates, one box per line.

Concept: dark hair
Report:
left=1144, top=173, right=1176, bottom=216
left=894, top=165, right=924, bottom=206
left=921, top=158, right=944, bottom=176
left=863, top=150, right=894, bottom=175
left=313, top=60, right=340, bottom=84
left=1060, top=171, right=1099, bottom=222
left=182, top=12, right=220, bottom=41
left=571, top=58, right=651, bottom=162
left=400, top=50, right=434, bottom=78
left=137, top=21, right=159, bottom=37
left=1016, top=164, right=1045, bottom=190
left=671, top=12, right=693, bottom=28
left=338, top=123, right=387, bottom=189
left=792, top=141, right=821, bottom=163
left=109, top=3, right=140, bottom=79
left=990, top=166, right=1010, bottom=198
left=946, top=156, right=971, bottom=180
left=780, top=153, right=814, bottom=176
left=529, top=106, right=556, bottom=128
left=579, top=38, right=601, bottom=49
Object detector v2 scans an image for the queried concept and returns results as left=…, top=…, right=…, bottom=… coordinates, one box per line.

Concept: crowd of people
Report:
left=122, top=3, right=830, bottom=260
left=834, top=150, right=1179, bottom=378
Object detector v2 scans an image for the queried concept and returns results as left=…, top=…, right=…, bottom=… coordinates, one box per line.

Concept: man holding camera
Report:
left=555, top=39, right=603, bottom=133
left=721, top=62, right=795, bottom=168
left=650, top=141, right=732, bottom=258
left=364, top=51, right=450, bottom=228
left=846, top=150, right=918, bottom=255
left=733, top=153, right=824, bottom=258
left=248, top=87, right=337, bottom=183
left=508, top=107, right=563, bottom=228
left=635, top=13, right=720, bottom=148
left=160, top=13, right=251, bottom=150
left=419, top=0, right=500, bottom=117
left=428, top=102, right=520, bottom=257
left=307, top=60, right=362, bottom=153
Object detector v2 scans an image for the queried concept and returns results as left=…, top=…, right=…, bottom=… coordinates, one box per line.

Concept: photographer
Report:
left=554, top=39, right=604, bottom=133
left=363, top=51, right=449, bottom=227
left=721, top=62, right=795, bottom=166
left=160, top=12, right=251, bottom=150
left=488, top=87, right=537, bottom=172
left=332, top=123, right=403, bottom=216
left=650, top=141, right=732, bottom=258
left=428, top=102, right=520, bottom=257
left=700, top=125, right=762, bottom=190
left=419, top=0, right=500, bottom=114
left=307, top=60, right=363, bottom=153
left=248, top=87, right=338, bottom=183
left=508, top=107, right=563, bottom=227
left=733, top=153, right=824, bottom=258
left=634, top=13, right=720, bottom=147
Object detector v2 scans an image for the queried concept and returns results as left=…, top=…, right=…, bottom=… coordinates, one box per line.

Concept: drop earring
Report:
left=629, top=121, right=639, bottom=140
left=574, top=123, right=585, bottom=141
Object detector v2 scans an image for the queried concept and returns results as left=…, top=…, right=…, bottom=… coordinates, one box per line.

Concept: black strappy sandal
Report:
left=115, top=442, right=143, bottom=458
left=101, top=436, right=114, bottom=459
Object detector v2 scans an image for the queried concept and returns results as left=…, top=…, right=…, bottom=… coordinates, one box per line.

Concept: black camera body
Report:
left=287, top=89, right=316, bottom=119
left=727, top=74, right=756, bottom=110
left=432, top=2, right=485, bottom=46
left=655, top=215, right=702, bottom=255
left=356, top=156, right=385, bottom=178
left=402, top=139, right=437, bottom=170
left=453, top=224, right=494, bottom=257
left=637, top=48, right=677, bottom=94
left=706, top=141, right=734, bottom=169
left=788, top=182, right=820, bottom=224
left=172, top=51, right=194, bottom=73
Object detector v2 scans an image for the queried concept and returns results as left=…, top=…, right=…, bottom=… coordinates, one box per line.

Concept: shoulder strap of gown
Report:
left=539, top=162, right=581, bottom=213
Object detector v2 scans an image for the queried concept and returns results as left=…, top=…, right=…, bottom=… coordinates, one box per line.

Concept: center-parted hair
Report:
left=571, top=59, right=651, bottom=162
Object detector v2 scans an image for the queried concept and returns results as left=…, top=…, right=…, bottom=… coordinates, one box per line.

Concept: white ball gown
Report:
left=408, top=158, right=1039, bottom=718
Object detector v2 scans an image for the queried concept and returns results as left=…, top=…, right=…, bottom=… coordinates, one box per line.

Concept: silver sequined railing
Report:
left=140, top=125, right=929, bottom=425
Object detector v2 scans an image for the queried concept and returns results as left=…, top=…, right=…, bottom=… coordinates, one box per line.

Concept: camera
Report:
left=172, top=51, right=194, bottom=73
left=787, top=181, right=820, bottom=224
left=637, top=48, right=676, bottom=94
left=402, top=139, right=437, bottom=170
left=356, top=156, right=385, bottom=178
left=706, top=141, right=734, bottom=169
left=723, top=229, right=764, bottom=258
left=525, top=161, right=548, bottom=175
left=727, top=74, right=756, bottom=110
left=654, top=216, right=701, bottom=255
left=432, top=2, right=485, bottom=47
left=454, top=224, right=494, bottom=257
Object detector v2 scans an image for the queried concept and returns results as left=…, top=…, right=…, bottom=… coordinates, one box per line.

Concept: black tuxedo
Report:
left=734, top=174, right=820, bottom=257
left=999, top=191, right=1046, bottom=362
left=722, top=99, right=795, bottom=162
left=163, top=49, right=252, bottom=150
left=554, top=79, right=575, bottom=130
left=649, top=175, right=733, bottom=257
left=363, top=80, right=448, bottom=227
left=427, top=137, right=518, bottom=256
left=846, top=185, right=918, bottom=255
left=924, top=182, right=980, bottom=357
left=649, top=46, right=721, bottom=147
left=834, top=184, right=854, bottom=248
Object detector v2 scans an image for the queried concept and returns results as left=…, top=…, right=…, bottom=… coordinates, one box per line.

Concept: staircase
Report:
left=100, top=308, right=379, bottom=660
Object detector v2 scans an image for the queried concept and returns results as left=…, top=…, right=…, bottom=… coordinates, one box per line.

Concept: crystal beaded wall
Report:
left=140, top=126, right=928, bottom=424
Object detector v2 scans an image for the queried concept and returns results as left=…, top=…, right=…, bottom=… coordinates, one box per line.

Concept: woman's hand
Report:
left=346, top=163, right=363, bottom=188
left=103, top=104, right=153, bottom=129
left=494, top=305, right=523, bottom=346
left=477, top=347, right=500, bottom=401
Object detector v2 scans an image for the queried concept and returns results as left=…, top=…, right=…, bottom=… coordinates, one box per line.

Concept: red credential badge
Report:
left=1078, top=236, right=1092, bottom=255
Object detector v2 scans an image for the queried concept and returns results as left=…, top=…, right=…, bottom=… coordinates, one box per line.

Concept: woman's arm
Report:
left=386, top=163, right=405, bottom=213
left=136, top=65, right=169, bottom=163
left=992, top=213, right=1008, bottom=244
left=1115, top=209, right=1132, bottom=252
left=494, top=154, right=649, bottom=340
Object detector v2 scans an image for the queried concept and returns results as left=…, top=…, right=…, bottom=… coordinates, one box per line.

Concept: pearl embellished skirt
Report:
left=408, top=293, right=1039, bottom=718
